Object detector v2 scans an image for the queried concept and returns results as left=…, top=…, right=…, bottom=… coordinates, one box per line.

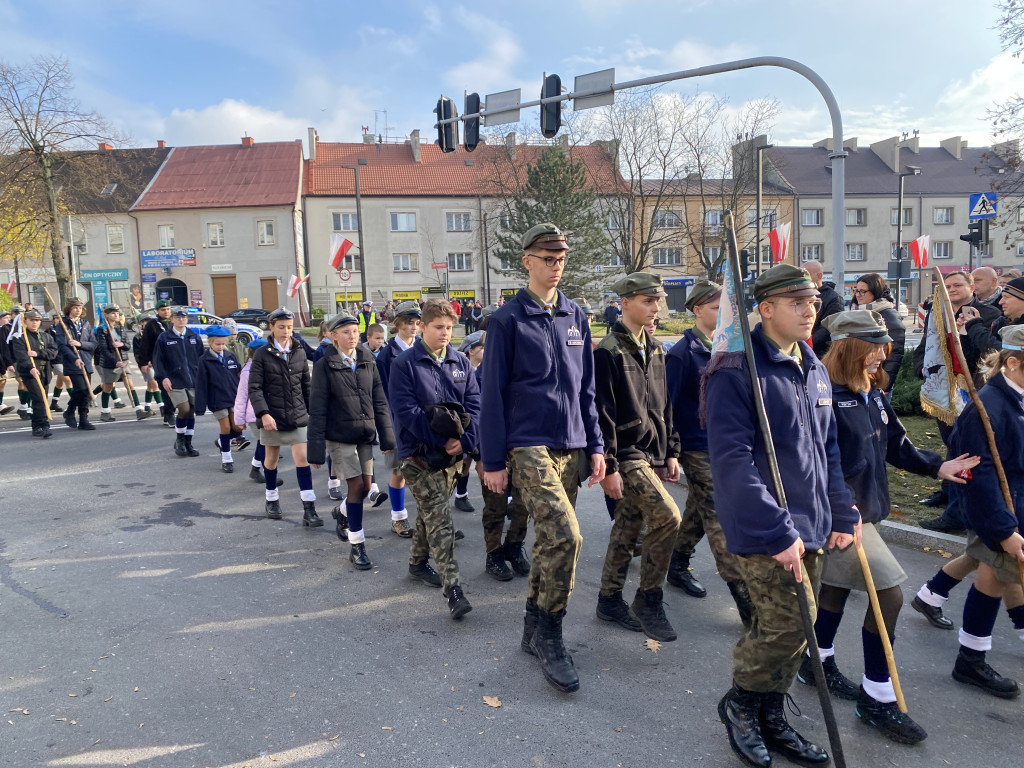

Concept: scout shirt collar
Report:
left=692, top=327, right=712, bottom=351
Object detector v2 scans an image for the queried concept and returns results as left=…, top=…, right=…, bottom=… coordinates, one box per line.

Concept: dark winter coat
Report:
left=195, top=348, right=242, bottom=415
left=52, top=316, right=97, bottom=374
left=13, top=327, right=57, bottom=378
left=152, top=327, right=203, bottom=389
left=248, top=340, right=310, bottom=431
left=665, top=327, right=712, bottom=451
left=93, top=322, right=130, bottom=370
left=136, top=315, right=171, bottom=367
left=375, top=335, right=412, bottom=396
left=811, top=280, right=845, bottom=357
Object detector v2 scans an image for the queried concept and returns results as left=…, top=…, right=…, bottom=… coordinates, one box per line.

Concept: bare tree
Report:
left=988, top=1, right=1024, bottom=244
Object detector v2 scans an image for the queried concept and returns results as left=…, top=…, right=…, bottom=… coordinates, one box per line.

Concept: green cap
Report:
left=611, top=272, right=667, bottom=299
left=822, top=310, right=891, bottom=344
left=572, top=297, right=594, bottom=315
left=155, top=299, right=171, bottom=309
left=753, top=264, right=818, bottom=302
left=999, top=324, right=1024, bottom=351
left=327, top=312, right=358, bottom=331
left=394, top=300, right=421, bottom=318
left=23, top=308, right=42, bottom=320
left=66, top=296, right=84, bottom=306
left=685, top=280, right=722, bottom=311
left=522, top=222, right=569, bottom=251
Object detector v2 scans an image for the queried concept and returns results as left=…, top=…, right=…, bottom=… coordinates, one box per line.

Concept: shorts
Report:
left=326, top=441, right=374, bottom=479
left=52, top=363, right=64, bottom=376
left=821, top=522, right=907, bottom=591
left=141, top=365, right=156, bottom=382
left=167, top=388, right=196, bottom=408
left=966, top=532, right=1024, bottom=586
left=99, top=366, right=125, bottom=384
left=211, top=408, right=230, bottom=420
left=260, top=426, right=307, bottom=447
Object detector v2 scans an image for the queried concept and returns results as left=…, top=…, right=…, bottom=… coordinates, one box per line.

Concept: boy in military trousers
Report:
left=12, top=309, right=57, bottom=437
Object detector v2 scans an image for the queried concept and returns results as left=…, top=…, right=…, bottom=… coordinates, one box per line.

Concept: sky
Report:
left=0, top=0, right=1017, bottom=154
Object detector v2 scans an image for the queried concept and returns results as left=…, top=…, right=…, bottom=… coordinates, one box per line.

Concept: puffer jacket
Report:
left=234, top=361, right=256, bottom=426
left=93, top=322, right=129, bottom=369
left=248, top=339, right=310, bottom=431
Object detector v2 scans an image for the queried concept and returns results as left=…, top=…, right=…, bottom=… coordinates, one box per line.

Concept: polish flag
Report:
left=286, top=274, right=309, bottom=298
left=908, top=235, right=930, bottom=268
left=330, top=235, right=354, bottom=270
left=2, top=278, right=14, bottom=295
left=768, top=221, right=791, bottom=264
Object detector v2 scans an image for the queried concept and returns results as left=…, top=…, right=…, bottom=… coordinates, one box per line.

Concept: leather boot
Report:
left=952, top=648, right=1021, bottom=699
left=521, top=600, right=539, bottom=655
left=631, top=588, right=677, bottom=641
left=63, top=410, right=78, bottom=429
left=666, top=550, right=706, bottom=597
left=302, top=501, right=323, bottom=527
left=184, top=434, right=200, bottom=457
left=855, top=686, right=927, bottom=744
left=502, top=538, right=531, bottom=577
left=728, top=581, right=755, bottom=628
left=349, top=543, right=372, bottom=570
left=174, top=434, right=188, bottom=457
left=596, top=591, right=642, bottom=632
left=718, top=685, right=771, bottom=768
left=486, top=549, right=513, bottom=581
left=529, top=608, right=579, bottom=693
left=331, top=505, right=349, bottom=540
left=761, top=691, right=829, bottom=765
left=78, top=408, right=95, bottom=430
left=249, top=465, right=266, bottom=483
left=265, top=499, right=282, bottom=519
left=797, top=654, right=860, bottom=700
left=50, top=398, right=63, bottom=413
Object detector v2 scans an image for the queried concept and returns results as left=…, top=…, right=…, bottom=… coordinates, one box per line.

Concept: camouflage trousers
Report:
left=675, top=450, right=744, bottom=583
left=401, top=459, right=461, bottom=592
left=599, top=460, right=681, bottom=597
left=733, top=550, right=823, bottom=693
left=480, top=474, right=529, bottom=554
left=507, top=447, right=581, bottom=614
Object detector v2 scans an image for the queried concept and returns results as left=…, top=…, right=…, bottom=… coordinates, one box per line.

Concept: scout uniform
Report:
left=52, top=298, right=97, bottom=430
left=152, top=307, right=204, bottom=457
left=0, top=307, right=27, bottom=418
left=594, top=273, right=682, bottom=642
left=12, top=309, right=57, bottom=437
left=94, top=305, right=149, bottom=422
left=0, top=309, right=13, bottom=416
left=136, top=300, right=174, bottom=426
left=195, top=324, right=243, bottom=472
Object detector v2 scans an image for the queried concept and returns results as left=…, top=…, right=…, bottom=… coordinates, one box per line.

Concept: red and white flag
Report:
left=908, top=235, right=930, bottom=268
left=2, top=278, right=15, bottom=296
left=286, top=273, right=309, bottom=298
left=329, top=235, right=354, bottom=270
left=768, top=221, right=791, bottom=264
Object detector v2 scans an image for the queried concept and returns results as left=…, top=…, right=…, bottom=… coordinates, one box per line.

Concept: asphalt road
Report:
left=1, top=411, right=1022, bottom=768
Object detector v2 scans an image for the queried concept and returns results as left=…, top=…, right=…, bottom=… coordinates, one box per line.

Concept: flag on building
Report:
left=919, top=279, right=968, bottom=424
left=2, top=278, right=15, bottom=296
left=286, top=273, right=309, bottom=299
left=712, top=249, right=745, bottom=355
left=908, top=235, right=930, bottom=268
left=330, top=235, right=354, bottom=270
left=768, top=222, right=791, bottom=264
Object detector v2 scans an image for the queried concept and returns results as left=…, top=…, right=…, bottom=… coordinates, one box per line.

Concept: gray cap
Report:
left=821, top=310, right=891, bottom=344
left=481, top=303, right=499, bottom=318
left=171, top=306, right=189, bottom=317
left=459, top=330, right=485, bottom=353
left=572, top=297, right=595, bottom=315
left=999, top=324, right=1024, bottom=351
left=753, top=264, right=818, bottom=302
left=394, top=300, right=421, bottom=318
left=327, top=312, right=358, bottom=331
left=610, top=272, right=667, bottom=299
left=522, top=222, right=569, bottom=251
left=102, top=304, right=121, bottom=314
left=685, top=280, right=722, bottom=311
left=23, top=308, right=43, bottom=320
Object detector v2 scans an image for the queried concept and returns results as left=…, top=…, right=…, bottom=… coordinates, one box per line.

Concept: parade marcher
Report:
left=357, top=300, right=377, bottom=343
left=234, top=338, right=284, bottom=486
left=152, top=307, right=203, bottom=457
left=665, top=280, right=753, bottom=624
left=46, top=312, right=69, bottom=414
left=308, top=312, right=395, bottom=570
left=480, top=223, right=605, bottom=693
left=248, top=307, right=320, bottom=525
left=593, top=272, right=681, bottom=641
left=136, top=300, right=174, bottom=427
left=705, top=264, right=860, bottom=768
left=12, top=309, right=57, bottom=437
left=361, top=323, right=386, bottom=359
left=602, top=298, right=621, bottom=329
left=0, top=305, right=31, bottom=420
left=94, top=305, right=149, bottom=422
left=390, top=299, right=479, bottom=618
left=195, top=325, right=244, bottom=473
left=804, top=259, right=845, bottom=358
left=800, top=310, right=977, bottom=743
left=51, top=297, right=97, bottom=430
left=849, top=273, right=905, bottom=393
left=312, top=320, right=332, bottom=363
left=216, top=318, right=251, bottom=451
left=0, top=309, right=14, bottom=416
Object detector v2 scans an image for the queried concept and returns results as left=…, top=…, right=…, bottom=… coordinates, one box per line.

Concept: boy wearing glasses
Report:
left=480, top=222, right=605, bottom=693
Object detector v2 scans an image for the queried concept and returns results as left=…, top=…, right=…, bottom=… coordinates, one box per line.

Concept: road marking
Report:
left=0, top=468, right=105, bottom=484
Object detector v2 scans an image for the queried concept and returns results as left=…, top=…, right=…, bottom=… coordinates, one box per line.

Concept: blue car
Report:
left=182, top=308, right=265, bottom=345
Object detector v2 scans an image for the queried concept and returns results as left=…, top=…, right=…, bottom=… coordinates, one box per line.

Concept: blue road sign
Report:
left=969, top=192, right=997, bottom=220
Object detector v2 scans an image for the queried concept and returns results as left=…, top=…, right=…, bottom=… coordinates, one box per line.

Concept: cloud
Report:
left=444, top=12, right=522, bottom=96
left=662, top=39, right=753, bottom=71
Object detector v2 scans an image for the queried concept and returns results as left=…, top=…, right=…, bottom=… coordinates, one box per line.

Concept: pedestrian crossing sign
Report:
left=969, top=192, right=997, bottom=220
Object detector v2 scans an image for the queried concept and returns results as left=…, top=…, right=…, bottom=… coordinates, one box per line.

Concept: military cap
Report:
left=753, top=264, right=818, bottom=302
left=155, top=299, right=171, bottom=309
left=205, top=324, right=231, bottom=338
left=572, top=297, right=595, bottom=315
left=66, top=296, right=84, bottom=306
left=1002, top=276, right=1024, bottom=302
left=459, top=330, right=485, bottom=353
left=10, top=304, right=23, bottom=314
left=821, top=310, right=891, bottom=344
left=102, top=304, right=121, bottom=314
left=611, top=272, right=667, bottom=299
left=247, top=337, right=268, bottom=350
left=0, top=310, right=9, bottom=320
left=685, top=279, right=722, bottom=311
left=171, top=306, right=189, bottom=317
left=394, top=300, right=422, bottom=318
left=999, top=324, right=1024, bottom=351
left=23, top=308, right=43, bottom=320
left=327, top=312, right=358, bottom=331
left=267, top=307, right=294, bottom=323
left=481, top=303, right=499, bottom=318
left=522, top=222, right=569, bottom=251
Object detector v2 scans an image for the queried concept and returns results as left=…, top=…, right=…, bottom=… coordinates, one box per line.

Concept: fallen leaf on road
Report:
left=483, top=696, right=502, bottom=708
left=450, top=686, right=455, bottom=692
left=614, top=727, right=623, bottom=732
left=290, top=692, right=297, bottom=698
left=133, top=687, right=139, bottom=692
left=644, top=638, right=661, bottom=653
left=68, top=694, right=77, bottom=697
left=55, top=718, right=67, bottom=722
left=328, top=735, right=339, bottom=741
left=382, top=726, right=394, bottom=731
left=357, top=753, right=366, bottom=758
left=138, top=723, right=143, bottom=728
left=104, top=697, right=112, bottom=703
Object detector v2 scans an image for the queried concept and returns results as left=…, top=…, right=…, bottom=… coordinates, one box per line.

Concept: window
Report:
left=933, top=241, right=952, bottom=260
left=499, top=213, right=512, bottom=229
left=704, top=210, right=725, bottom=227
left=653, top=210, right=681, bottom=229
left=106, top=224, right=124, bottom=254
left=158, top=224, right=174, bottom=249
left=390, top=212, right=416, bottom=232
left=336, top=252, right=361, bottom=272
left=498, top=254, right=514, bottom=270
left=1018, top=207, right=1024, bottom=223
left=801, top=244, right=822, bottom=262
left=607, top=252, right=624, bottom=267
left=845, top=243, right=866, bottom=261
left=845, top=208, right=867, bottom=226
left=760, top=245, right=772, bottom=264
left=74, top=231, right=88, bottom=255
left=446, top=212, right=471, bottom=232
left=332, top=212, right=358, bottom=231
left=890, top=207, right=913, bottom=226
left=652, top=248, right=682, bottom=266
left=934, top=207, right=953, bottom=225
left=447, top=252, right=472, bottom=271
left=607, top=211, right=629, bottom=230
left=802, top=208, right=823, bottom=227
left=705, top=246, right=722, bottom=263
left=257, top=220, right=275, bottom=245
left=393, top=253, right=418, bottom=271
left=100, top=183, right=117, bottom=196
left=207, top=222, right=225, bottom=248
left=1016, top=243, right=1024, bottom=257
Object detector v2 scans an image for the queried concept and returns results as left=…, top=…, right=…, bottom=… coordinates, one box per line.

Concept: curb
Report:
left=879, top=519, right=966, bottom=556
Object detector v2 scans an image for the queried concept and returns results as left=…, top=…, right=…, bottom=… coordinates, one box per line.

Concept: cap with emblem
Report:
left=572, top=297, right=595, bottom=315
left=611, top=272, right=667, bottom=299
left=1002, top=276, right=1024, bottom=303
left=999, top=324, right=1024, bottom=350
left=394, top=300, right=421, bottom=318
left=67, top=297, right=84, bottom=306
left=247, top=337, right=269, bottom=350
left=23, top=308, right=42, bottom=320
left=753, top=263, right=819, bottom=302
left=327, top=312, right=358, bottom=331
left=103, top=304, right=121, bottom=315
left=268, top=307, right=294, bottom=323
left=171, top=307, right=189, bottom=317
left=155, top=299, right=171, bottom=309
left=685, top=279, right=722, bottom=311
left=11, top=304, right=23, bottom=314
left=459, top=330, right=485, bottom=353
left=205, top=325, right=231, bottom=338
left=522, top=222, right=570, bottom=252
left=0, top=310, right=9, bottom=320
left=821, top=310, right=892, bottom=344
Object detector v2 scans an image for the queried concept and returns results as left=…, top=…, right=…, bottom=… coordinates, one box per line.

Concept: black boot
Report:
left=445, top=584, right=472, bottom=620
left=174, top=434, right=188, bottom=457
left=184, top=434, right=200, bottom=457
left=302, top=501, right=323, bottom=527
left=855, top=686, right=927, bottom=744
left=952, top=647, right=1021, bottom=699
left=666, top=551, right=706, bottom=597
left=718, top=685, right=771, bottom=768
left=408, top=559, right=442, bottom=587
left=529, top=608, right=579, bottom=693
left=631, top=588, right=677, bottom=641
left=349, top=543, right=372, bottom=570
left=77, top=408, right=95, bottom=430
left=63, top=410, right=78, bottom=429
left=50, top=399, right=63, bottom=413
left=596, top=591, right=643, bottom=632
left=486, top=549, right=513, bottom=581
left=249, top=465, right=265, bottom=483
left=502, top=538, right=531, bottom=577
left=221, top=461, right=234, bottom=473
left=728, top=581, right=755, bottom=628
left=265, top=499, right=282, bottom=519
left=331, top=505, right=349, bottom=541
left=918, top=488, right=947, bottom=507
left=521, top=600, right=539, bottom=655
left=797, top=654, right=860, bottom=700
left=761, top=691, right=829, bottom=765
left=911, top=595, right=954, bottom=629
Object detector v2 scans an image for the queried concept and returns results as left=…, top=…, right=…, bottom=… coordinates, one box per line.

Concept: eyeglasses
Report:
left=528, top=254, right=567, bottom=269
left=853, top=289, right=872, bottom=296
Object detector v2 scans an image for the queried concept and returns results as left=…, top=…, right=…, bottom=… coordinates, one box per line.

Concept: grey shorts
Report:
left=99, top=366, right=124, bottom=385
left=211, top=408, right=230, bottom=420
left=52, top=363, right=64, bottom=376
left=141, top=365, right=156, bottom=382
left=260, top=426, right=307, bottom=447
left=821, top=522, right=907, bottom=591
left=167, top=388, right=196, bottom=408
left=326, top=441, right=374, bottom=480
left=967, top=532, right=1023, bottom=586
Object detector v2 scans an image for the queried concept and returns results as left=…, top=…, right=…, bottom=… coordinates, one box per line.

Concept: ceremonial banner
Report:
left=919, top=281, right=968, bottom=425
left=712, top=247, right=744, bottom=355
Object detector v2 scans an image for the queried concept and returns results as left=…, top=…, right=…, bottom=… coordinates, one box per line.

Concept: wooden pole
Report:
left=855, top=540, right=908, bottom=713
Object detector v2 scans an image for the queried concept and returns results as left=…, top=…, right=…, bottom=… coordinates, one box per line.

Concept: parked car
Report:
left=222, top=308, right=272, bottom=330
left=127, top=307, right=264, bottom=345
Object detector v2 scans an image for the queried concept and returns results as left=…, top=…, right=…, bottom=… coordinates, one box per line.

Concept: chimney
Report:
left=362, top=133, right=376, bottom=144
left=409, top=129, right=421, bottom=163
left=241, top=136, right=255, bottom=148
left=898, top=135, right=920, bottom=154
left=505, top=131, right=516, bottom=160
left=307, top=127, right=317, bottom=162
left=843, top=137, right=858, bottom=152
left=940, top=136, right=962, bottom=160
left=869, top=136, right=900, bottom=172
left=157, top=140, right=166, bottom=149
left=98, top=142, right=112, bottom=151
left=812, top=138, right=833, bottom=151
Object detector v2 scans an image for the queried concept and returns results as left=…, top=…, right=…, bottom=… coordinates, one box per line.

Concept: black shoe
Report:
left=919, top=516, right=964, bottom=534
left=265, top=499, right=282, bottom=519
left=183, top=435, right=200, bottom=457
left=666, top=552, right=706, bottom=597
left=952, top=649, right=1020, bottom=699
left=797, top=654, right=860, bottom=701
left=718, top=686, right=771, bottom=768
left=302, top=501, right=323, bottom=527
left=502, top=539, right=531, bottom=577
left=222, top=462, right=234, bottom=473
left=631, top=588, right=677, bottom=641
left=41, top=424, right=53, bottom=438
left=331, top=505, right=349, bottom=541
left=174, top=434, right=188, bottom=457
left=408, top=560, right=442, bottom=588
left=17, top=409, right=30, bottom=420
left=371, top=490, right=390, bottom=508
left=31, top=425, right=45, bottom=438
left=912, top=595, right=954, bottom=629
left=113, top=400, right=127, bottom=409
left=0, top=404, right=13, bottom=416
left=855, top=687, right=927, bottom=744
left=63, top=411, right=78, bottom=429
left=530, top=608, right=579, bottom=693
left=596, top=591, right=643, bottom=632
left=919, top=489, right=948, bottom=507
left=50, top=400, right=63, bottom=413
left=136, top=409, right=151, bottom=421
left=249, top=465, right=265, bottom=483
left=328, top=486, right=345, bottom=501
left=350, top=543, right=372, bottom=570
left=521, top=601, right=539, bottom=656
left=100, top=413, right=116, bottom=422
left=445, top=585, right=472, bottom=620
left=77, top=417, right=96, bottom=431
left=453, top=495, right=474, bottom=513
left=728, top=581, right=755, bottom=628
left=454, top=529, right=465, bottom=541
left=761, top=691, right=829, bottom=765
left=232, top=437, right=251, bottom=451
left=486, top=549, right=514, bottom=581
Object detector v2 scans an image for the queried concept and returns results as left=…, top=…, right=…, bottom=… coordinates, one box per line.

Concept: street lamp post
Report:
left=755, top=143, right=774, bottom=278
left=895, top=165, right=921, bottom=314
left=341, top=165, right=369, bottom=303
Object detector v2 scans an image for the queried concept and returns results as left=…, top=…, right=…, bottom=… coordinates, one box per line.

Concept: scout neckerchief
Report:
left=692, top=327, right=713, bottom=351
left=419, top=338, right=445, bottom=367
left=525, top=288, right=556, bottom=317
left=339, top=348, right=358, bottom=371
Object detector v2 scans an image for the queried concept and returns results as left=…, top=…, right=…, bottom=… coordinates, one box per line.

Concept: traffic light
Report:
left=540, top=74, right=562, bottom=139
left=435, top=97, right=458, bottom=154
left=463, top=93, right=480, bottom=152
left=960, top=221, right=983, bottom=248
left=740, top=249, right=752, bottom=281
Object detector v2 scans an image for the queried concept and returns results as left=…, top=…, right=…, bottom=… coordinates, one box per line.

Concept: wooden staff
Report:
left=933, top=267, right=1024, bottom=591
left=855, top=541, right=907, bottom=713
left=112, top=313, right=138, bottom=406
left=42, top=287, right=83, bottom=378
left=19, top=314, right=52, bottom=421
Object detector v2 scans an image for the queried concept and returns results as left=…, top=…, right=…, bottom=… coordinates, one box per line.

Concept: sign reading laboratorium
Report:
left=141, top=248, right=197, bottom=268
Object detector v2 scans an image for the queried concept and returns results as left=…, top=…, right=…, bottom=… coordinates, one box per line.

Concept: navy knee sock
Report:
left=962, top=585, right=1001, bottom=641
left=327, top=455, right=335, bottom=480
left=814, top=607, right=845, bottom=650
left=604, top=494, right=617, bottom=521
left=927, top=569, right=961, bottom=598
left=255, top=442, right=265, bottom=463
left=218, top=433, right=232, bottom=452
left=175, top=417, right=186, bottom=433
left=346, top=500, right=364, bottom=533
left=296, top=465, right=313, bottom=492
left=388, top=484, right=405, bottom=511
left=185, top=416, right=196, bottom=435
left=455, top=473, right=469, bottom=496
left=862, top=627, right=892, bottom=683
left=1007, top=604, right=1024, bottom=631
left=264, top=467, right=278, bottom=492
